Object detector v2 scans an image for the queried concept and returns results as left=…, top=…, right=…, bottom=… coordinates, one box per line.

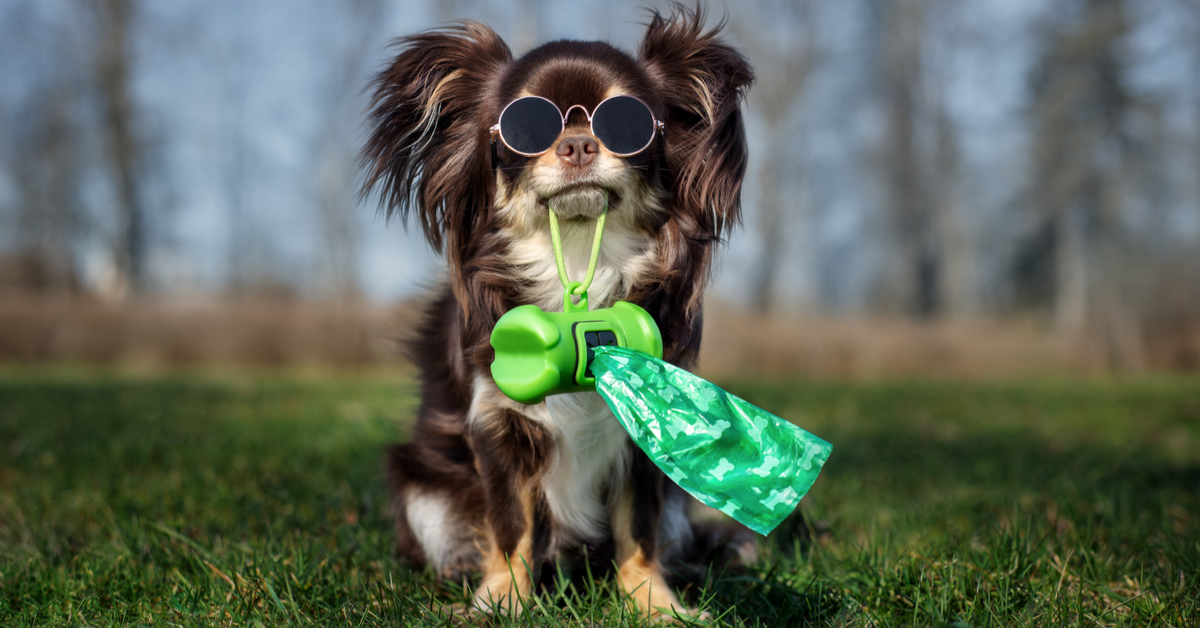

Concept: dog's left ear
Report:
left=639, top=5, right=754, bottom=239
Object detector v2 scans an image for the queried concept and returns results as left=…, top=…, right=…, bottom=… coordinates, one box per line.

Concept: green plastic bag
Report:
left=591, top=346, right=832, bottom=536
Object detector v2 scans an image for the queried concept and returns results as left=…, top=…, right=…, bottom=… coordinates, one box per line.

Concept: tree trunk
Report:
left=94, top=0, right=144, bottom=295
left=750, top=140, right=784, bottom=313
left=876, top=0, right=939, bottom=319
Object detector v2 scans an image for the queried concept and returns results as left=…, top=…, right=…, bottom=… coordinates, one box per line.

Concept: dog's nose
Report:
left=556, top=135, right=599, bottom=167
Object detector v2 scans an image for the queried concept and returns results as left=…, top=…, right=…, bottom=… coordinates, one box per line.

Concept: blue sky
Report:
left=1, top=0, right=1195, bottom=308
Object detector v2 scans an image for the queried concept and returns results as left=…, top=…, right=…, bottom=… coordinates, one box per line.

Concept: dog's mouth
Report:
left=541, top=184, right=618, bottom=221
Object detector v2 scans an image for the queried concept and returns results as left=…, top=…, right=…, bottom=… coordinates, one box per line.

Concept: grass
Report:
left=1, top=366, right=1197, bottom=626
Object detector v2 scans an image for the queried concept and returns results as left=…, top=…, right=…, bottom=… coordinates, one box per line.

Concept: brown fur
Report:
left=361, top=4, right=755, bottom=619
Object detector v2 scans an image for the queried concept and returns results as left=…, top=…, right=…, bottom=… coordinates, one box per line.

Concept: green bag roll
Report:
left=591, top=346, right=832, bottom=536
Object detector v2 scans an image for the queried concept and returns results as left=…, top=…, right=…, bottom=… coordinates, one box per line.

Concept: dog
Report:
left=359, top=5, right=754, bottom=619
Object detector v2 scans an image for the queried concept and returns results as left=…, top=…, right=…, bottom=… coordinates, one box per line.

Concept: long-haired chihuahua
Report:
left=360, top=4, right=754, bottom=620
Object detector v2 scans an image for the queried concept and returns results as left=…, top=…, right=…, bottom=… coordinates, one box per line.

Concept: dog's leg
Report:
left=612, top=450, right=690, bottom=620
left=386, top=436, right=484, bottom=581
left=468, top=408, right=553, bottom=616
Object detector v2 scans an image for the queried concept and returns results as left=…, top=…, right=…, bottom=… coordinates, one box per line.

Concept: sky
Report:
left=2, top=0, right=1195, bottom=309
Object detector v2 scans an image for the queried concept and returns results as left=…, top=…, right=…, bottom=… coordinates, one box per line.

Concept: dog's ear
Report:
left=360, top=22, right=511, bottom=284
left=639, top=5, right=753, bottom=239
left=635, top=5, right=753, bottom=355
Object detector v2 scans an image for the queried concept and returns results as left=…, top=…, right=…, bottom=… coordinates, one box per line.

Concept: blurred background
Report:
left=1, top=0, right=1198, bottom=378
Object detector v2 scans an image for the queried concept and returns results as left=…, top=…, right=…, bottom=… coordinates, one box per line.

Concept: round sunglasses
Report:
left=489, top=95, right=665, bottom=157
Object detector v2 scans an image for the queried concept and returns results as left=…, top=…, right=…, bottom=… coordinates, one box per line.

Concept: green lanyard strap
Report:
left=547, top=196, right=608, bottom=313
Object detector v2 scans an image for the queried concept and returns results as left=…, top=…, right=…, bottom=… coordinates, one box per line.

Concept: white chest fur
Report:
left=469, top=374, right=631, bottom=544
left=503, top=216, right=657, bottom=312
left=538, top=391, right=630, bottom=542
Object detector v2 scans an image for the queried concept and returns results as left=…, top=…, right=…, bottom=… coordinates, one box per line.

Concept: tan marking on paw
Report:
left=470, top=491, right=537, bottom=617
left=611, top=483, right=692, bottom=621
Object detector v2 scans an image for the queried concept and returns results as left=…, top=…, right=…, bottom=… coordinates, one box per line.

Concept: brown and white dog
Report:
left=360, top=5, right=754, bottom=620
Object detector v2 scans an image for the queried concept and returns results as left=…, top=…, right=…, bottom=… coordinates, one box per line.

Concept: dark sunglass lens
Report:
left=592, top=96, right=655, bottom=155
left=499, top=97, right=562, bottom=155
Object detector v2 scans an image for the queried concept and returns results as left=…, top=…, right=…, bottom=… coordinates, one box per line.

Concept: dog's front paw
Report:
left=618, top=546, right=702, bottom=623
left=647, top=605, right=713, bottom=625
left=470, top=572, right=530, bottom=618
left=675, top=607, right=714, bottom=624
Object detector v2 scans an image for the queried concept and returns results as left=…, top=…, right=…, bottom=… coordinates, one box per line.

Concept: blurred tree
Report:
left=871, top=0, right=931, bottom=318
left=221, top=36, right=255, bottom=297
left=867, top=0, right=971, bottom=320
left=0, top=4, right=87, bottom=293
left=930, top=90, right=973, bottom=317
left=310, top=0, right=385, bottom=303
left=1191, top=1, right=1200, bottom=241
left=88, top=0, right=149, bottom=296
left=733, top=0, right=818, bottom=314
left=926, top=3, right=975, bottom=318
left=9, top=84, right=84, bottom=293
left=1018, top=0, right=1144, bottom=367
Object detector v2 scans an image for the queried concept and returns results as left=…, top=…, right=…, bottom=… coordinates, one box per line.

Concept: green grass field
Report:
left=1, top=367, right=1197, bottom=626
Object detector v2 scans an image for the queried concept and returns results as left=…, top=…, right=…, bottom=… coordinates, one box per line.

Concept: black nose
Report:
left=556, top=135, right=599, bottom=167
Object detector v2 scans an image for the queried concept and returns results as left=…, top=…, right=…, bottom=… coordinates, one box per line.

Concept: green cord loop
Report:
left=547, top=195, right=608, bottom=312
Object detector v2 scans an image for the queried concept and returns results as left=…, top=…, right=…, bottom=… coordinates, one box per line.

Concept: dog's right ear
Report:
left=638, top=5, right=753, bottom=242
left=360, top=22, right=511, bottom=259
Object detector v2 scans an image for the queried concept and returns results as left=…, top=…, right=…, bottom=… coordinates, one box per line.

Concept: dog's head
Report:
left=361, top=5, right=752, bottom=316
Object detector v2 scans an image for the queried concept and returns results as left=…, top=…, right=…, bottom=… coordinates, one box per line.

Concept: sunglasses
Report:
left=489, top=95, right=665, bottom=157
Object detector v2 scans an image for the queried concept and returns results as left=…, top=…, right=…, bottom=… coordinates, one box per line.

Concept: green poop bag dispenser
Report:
left=489, top=197, right=833, bottom=536
left=490, top=202, right=663, bottom=405
left=490, top=300, right=662, bottom=405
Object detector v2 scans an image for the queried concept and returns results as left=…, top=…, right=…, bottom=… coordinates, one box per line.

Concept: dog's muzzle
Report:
left=549, top=187, right=608, bottom=220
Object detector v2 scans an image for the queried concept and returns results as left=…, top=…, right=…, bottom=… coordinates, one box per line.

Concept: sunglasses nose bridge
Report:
left=560, top=104, right=593, bottom=130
